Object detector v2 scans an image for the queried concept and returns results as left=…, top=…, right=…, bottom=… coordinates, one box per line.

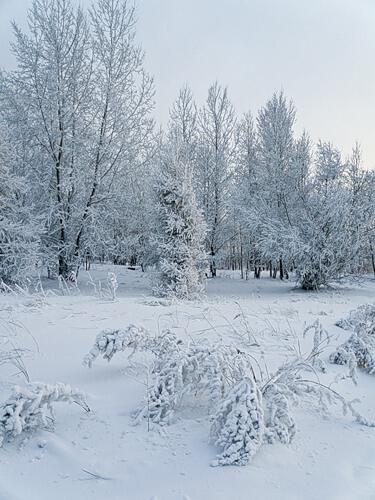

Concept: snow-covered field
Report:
left=1, top=265, right=375, bottom=500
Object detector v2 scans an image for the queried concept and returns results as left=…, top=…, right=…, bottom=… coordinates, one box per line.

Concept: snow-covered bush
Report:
left=330, top=333, right=375, bottom=376
left=262, top=382, right=296, bottom=445
left=135, top=342, right=254, bottom=425
left=0, top=325, right=86, bottom=447
left=83, top=326, right=179, bottom=368
left=85, top=325, right=254, bottom=425
left=210, top=377, right=264, bottom=466
left=85, top=321, right=375, bottom=466
left=135, top=348, right=188, bottom=425
left=209, top=346, right=374, bottom=466
left=335, top=304, right=375, bottom=334
left=330, top=304, right=375, bottom=376
left=0, top=382, right=87, bottom=446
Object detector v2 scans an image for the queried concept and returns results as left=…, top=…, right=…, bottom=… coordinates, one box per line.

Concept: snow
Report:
left=1, top=265, right=375, bottom=500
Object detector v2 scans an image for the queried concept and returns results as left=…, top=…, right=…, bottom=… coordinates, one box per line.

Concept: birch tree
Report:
left=0, top=0, right=154, bottom=277
left=256, top=91, right=296, bottom=279
left=197, top=82, right=236, bottom=277
left=233, top=112, right=261, bottom=277
left=0, top=121, right=39, bottom=284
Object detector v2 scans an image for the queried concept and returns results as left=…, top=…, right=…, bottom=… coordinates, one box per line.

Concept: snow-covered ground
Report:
left=1, top=265, right=375, bottom=500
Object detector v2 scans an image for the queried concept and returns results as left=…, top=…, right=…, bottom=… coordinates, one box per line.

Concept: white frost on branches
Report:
left=335, top=304, right=375, bottom=333
left=262, top=383, right=296, bottom=445
left=0, top=382, right=87, bottom=446
left=330, top=305, right=375, bottom=377
left=85, top=320, right=375, bottom=466
left=330, top=304, right=375, bottom=376
left=210, top=377, right=264, bottom=466
left=135, top=342, right=254, bottom=425
left=330, top=334, right=375, bottom=377
left=154, top=140, right=208, bottom=300
left=83, top=326, right=179, bottom=368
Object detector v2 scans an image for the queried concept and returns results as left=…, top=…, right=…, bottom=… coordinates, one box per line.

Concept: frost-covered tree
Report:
left=0, top=0, right=373, bottom=293
left=197, top=82, right=237, bottom=277
left=168, top=85, right=197, bottom=150
left=232, top=112, right=261, bottom=277
left=255, top=91, right=297, bottom=279
left=91, top=136, right=157, bottom=270
left=345, top=144, right=375, bottom=275
left=231, top=91, right=372, bottom=289
left=154, top=140, right=207, bottom=299
left=233, top=93, right=304, bottom=281
left=290, top=131, right=311, bottom=201
left=0, top=122, right=39, bottom=284
left=363, top=171, right=375, bottom=275
left=0, top=0, right=154, bottom=278
left=294, top=142, right=358, bottom=289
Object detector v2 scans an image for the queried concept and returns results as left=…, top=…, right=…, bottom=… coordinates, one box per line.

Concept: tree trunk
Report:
left=245, top=258, right=250, bottom=280
left=210, top=246, right=217, bottom=277
left=58, top=254, right=69, bottom=278
left=279, top=257, right=284, bottom=280
left=240, top=242, right=244, bottom=279
left=370, top=243, right=375, bottom=276
left=85, top=254, right=91, bottom=271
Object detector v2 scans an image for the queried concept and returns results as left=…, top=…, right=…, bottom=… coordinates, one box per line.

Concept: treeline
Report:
left=0, top=0, right=374, bottom=292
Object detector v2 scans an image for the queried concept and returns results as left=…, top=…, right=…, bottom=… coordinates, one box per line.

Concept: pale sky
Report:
left=0, top=0, right=374, bottom=167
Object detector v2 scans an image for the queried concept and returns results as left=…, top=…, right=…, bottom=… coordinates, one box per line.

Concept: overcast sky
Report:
left=0, top=0, right=374, bottom=167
